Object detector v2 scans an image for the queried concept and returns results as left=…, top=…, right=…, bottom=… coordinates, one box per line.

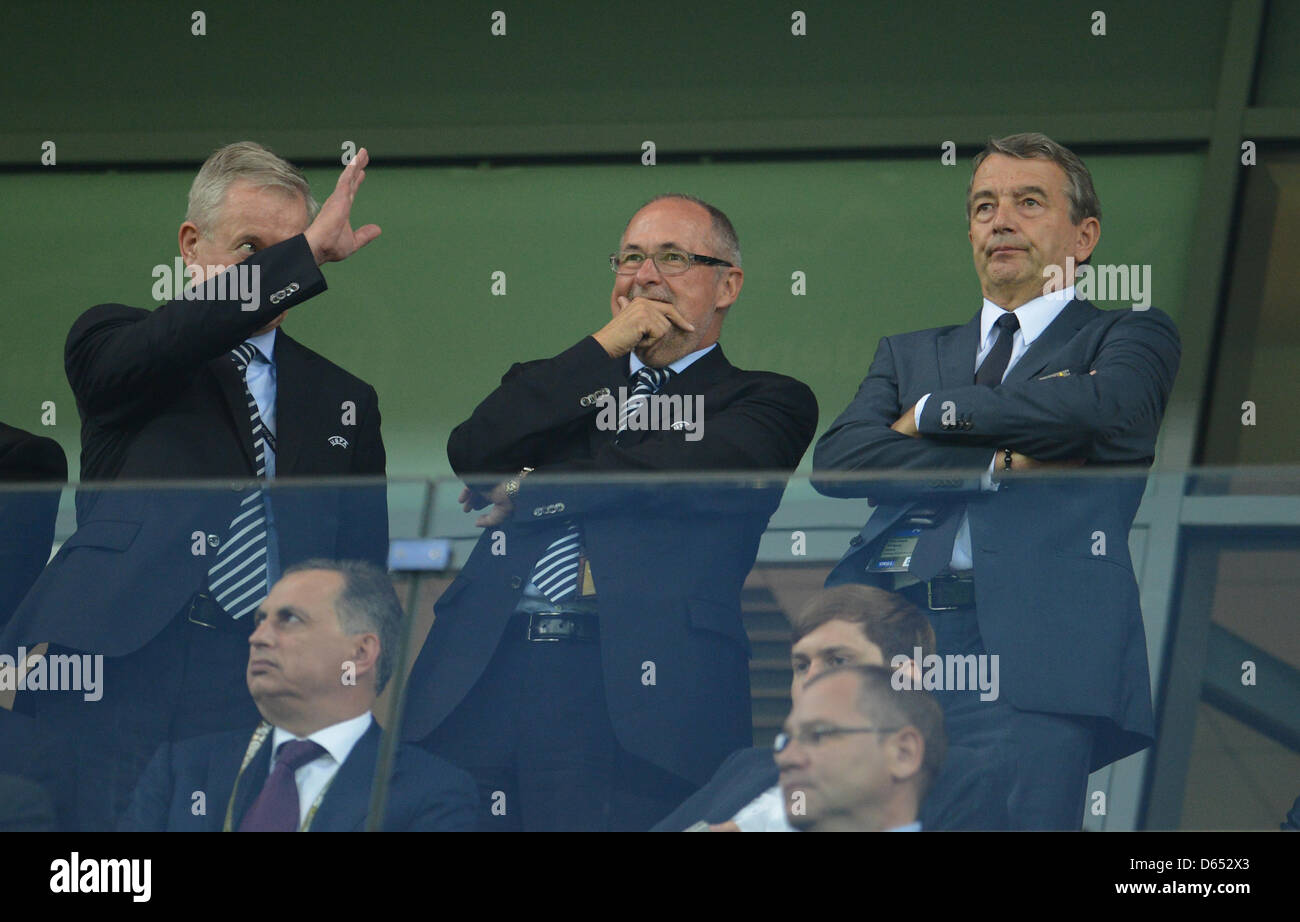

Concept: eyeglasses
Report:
left=609, top=249, right=734, bottom=276
left=773, top=725, right=902, bottom=752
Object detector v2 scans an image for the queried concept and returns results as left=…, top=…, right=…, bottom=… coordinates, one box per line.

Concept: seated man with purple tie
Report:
left=119, top=561, right=477, bottom=832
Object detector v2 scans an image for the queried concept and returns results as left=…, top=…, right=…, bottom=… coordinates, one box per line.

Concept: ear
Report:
left=715, top=266, right=743, bottom=310
left=178, top=221, right=200, bottom=263
left=178, top=221, right=204, bottom=283
left=888, top=726, right=925, bottom=785
left=350, top=633, right=381, bottom=688
left=1073, top=217, right=1101, bottom=264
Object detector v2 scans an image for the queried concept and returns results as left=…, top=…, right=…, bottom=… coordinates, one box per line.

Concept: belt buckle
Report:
left=187, top=592, right=219, bottom=629
left=926, top=578, right=960, bottom=612
left=527, top=611, right=568, bottom=642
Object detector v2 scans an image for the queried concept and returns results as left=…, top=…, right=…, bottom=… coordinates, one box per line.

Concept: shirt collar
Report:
left=628, top=342, right=717, bottom=377
left=245, top=327, right=278, bottom=364
left=887, top=820, right=923, bottom=832
left=271, top=712, right=373, bottom=767
left=980, top=285, right=1075, bottom=350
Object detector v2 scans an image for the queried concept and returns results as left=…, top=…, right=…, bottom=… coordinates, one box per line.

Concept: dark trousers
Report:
left=926, top=607, right=1094, bottom=831
left=15, top=608, right=259, bottom=831
left=423, top=612, right=695, bottom=831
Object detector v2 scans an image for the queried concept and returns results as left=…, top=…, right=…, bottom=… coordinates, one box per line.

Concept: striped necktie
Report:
left=209, top=343, right=274, bottom=619
left=618, top=366, right=674, bottom=434
left=529, top=365, right=674, bottom=602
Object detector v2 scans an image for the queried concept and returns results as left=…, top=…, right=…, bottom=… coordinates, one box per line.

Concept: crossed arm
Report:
left=812, top=309, right=1180, bottom=500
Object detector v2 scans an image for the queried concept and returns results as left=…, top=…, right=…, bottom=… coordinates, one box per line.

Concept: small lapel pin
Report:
left=328, top=435, right=349, bottom=448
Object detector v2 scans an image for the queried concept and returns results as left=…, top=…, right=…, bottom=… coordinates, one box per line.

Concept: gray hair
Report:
left=966, top=132, right=1101, bottom=226
left=186, top=141, right=319, bottom=235
left=636, top=193, right=743, bottom=268
left=281, top=559, right=405, bottom=694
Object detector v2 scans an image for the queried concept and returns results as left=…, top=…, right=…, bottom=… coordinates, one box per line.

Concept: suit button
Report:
left=510, top=576, right=522, bottom=589
left=849, top=535, right=863, bottom=546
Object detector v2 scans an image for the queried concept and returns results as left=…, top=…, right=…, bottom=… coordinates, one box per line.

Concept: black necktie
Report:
left=909, top=313, right=1021, bottom=582
left=975, top=312, right=1020, bottom=387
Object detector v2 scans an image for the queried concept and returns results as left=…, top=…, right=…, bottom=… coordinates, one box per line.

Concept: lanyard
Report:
left=222, top=721, right=336, bottom=832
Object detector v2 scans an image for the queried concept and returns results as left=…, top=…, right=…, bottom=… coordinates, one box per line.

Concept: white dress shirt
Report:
left=913, top=287, right=1075, bottom=570
left=269, top=711, right=373, bottom=828
left=628, top=341, right=717, bottom=376
left=731, top=784, right=796, bottom=832
left=729, top=784, right=922, bottom=832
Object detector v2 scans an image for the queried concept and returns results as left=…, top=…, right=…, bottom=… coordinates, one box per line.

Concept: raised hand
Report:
left=304, top=148, right=382, bottom=265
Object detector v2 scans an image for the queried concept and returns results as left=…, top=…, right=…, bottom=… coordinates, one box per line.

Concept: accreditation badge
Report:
left=867, top=527, right=924, bottom=573
left=577, top=552, right=597, bottom=598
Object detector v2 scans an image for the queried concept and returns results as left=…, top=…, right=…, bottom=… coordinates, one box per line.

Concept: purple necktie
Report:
left=238, top=739, right=326, bottom=832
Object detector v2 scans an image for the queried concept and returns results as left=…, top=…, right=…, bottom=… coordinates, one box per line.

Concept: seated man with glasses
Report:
left=654, top=584, right=1007, bottom=831
left=401, top=194, right=819, bottom=831
left=776, top=664, right=944, bottom=833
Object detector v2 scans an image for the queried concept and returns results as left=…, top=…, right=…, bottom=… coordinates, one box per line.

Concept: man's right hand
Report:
left=304, top=148, right=382, bottom=266
left=593, top=297, right=695, bottom=358
left=1005, top=452, right=1086, bottom=472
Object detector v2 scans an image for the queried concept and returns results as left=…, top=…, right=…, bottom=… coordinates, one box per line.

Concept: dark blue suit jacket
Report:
left=2, top=235, right=387, bottom=659
left=651, top=744, right=1010, bottom=831
left=401, top=337, right=818, bottom=786
left=118, top=719, right=477, bottom=831
left=813, top=300, right=1181, bottom=769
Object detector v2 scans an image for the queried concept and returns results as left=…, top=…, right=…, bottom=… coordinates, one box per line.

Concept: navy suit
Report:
left=402, top=337, right=817, bottom=830
left=814, top=299, right=1180, bottom=825
left=651, top=744, right=1010, bottom=831
left=3, top=235, right=388, bottom=830
left=0, top=423, right=66, bottom=628
left=119, top=720, right=477, bottom=832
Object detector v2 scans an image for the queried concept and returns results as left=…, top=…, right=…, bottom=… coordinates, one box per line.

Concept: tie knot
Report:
left=275, top=739, right=325, bottom=772
left=631, top=366, right=672, bottom=394
left=995, top=312, right=1020, bottom=333
left=230, top=342, right=258, bottom=372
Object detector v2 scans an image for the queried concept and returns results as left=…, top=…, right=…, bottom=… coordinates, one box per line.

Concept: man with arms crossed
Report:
left=814, top=133, right=1181, bottom=828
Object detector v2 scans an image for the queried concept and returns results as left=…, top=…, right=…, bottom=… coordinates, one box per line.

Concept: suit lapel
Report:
left=1003, top=298, right=1099, bottom=384
left=210, top=352, right=258, bottom=473
left=936, top=312, right=982, bottom=388
left=228, top=729, right=275, bottom=830
left=272, top=332, right=314, bottom=475
left=309, top=720, right=381, bottom=832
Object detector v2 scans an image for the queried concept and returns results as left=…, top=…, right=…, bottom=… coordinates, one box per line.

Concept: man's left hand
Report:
left=891, top=401, right=921, bottom=438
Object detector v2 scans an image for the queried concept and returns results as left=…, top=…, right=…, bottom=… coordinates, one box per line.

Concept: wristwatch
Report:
left=504, top=466, right=534, bottom=497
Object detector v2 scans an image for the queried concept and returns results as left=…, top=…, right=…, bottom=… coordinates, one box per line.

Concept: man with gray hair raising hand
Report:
left=3, top=142, right=389, bottom=831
